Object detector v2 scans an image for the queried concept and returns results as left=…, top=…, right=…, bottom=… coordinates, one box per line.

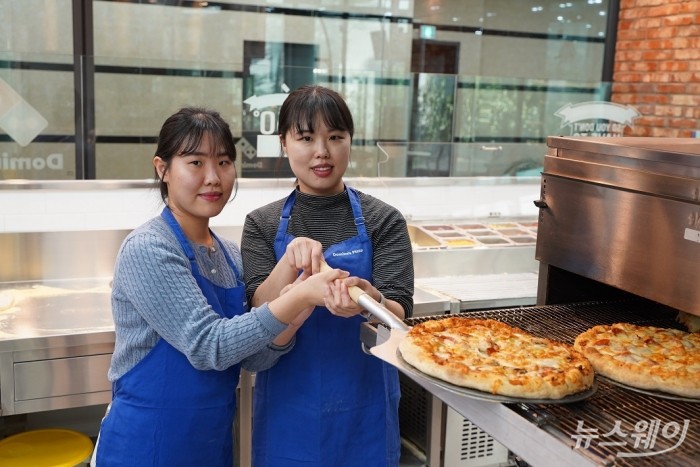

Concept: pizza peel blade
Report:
left=370, top=327, right=409, bottom=364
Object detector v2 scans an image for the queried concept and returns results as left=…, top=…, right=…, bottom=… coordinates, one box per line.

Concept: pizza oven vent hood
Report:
left=535, top=136, right=700, bottom=317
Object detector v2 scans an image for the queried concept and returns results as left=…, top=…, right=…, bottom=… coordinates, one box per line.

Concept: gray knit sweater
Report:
left=108, top=215, right=289, bottom=382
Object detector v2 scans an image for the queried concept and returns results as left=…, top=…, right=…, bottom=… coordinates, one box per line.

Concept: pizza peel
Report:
left=313, top=270, right=456, bottom=400
left=319, top=262, right=596, bottom=403
left=317, top=263, right=459, bottom=398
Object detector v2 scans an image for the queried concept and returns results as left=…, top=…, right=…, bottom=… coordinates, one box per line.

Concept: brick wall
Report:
left=613, top=0, right=700, bottom=136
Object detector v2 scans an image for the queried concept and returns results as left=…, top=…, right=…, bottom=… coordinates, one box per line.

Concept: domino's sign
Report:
left=555, top=101, right=640, bottom=137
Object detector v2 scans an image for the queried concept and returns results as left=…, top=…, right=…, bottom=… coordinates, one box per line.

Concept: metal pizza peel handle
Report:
left=320, top=261, right=409, bottom=331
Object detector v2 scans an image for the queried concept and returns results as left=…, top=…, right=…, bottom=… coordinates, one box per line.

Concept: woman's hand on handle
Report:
left=267, top=266, right=348, bottom=325
left=325, top=276, right=375, bottom=318
left=321, top=266, right=406, bottom=321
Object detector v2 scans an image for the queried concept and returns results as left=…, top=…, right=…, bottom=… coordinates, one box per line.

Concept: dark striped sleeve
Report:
left=358, top=191, right=414, bottom=318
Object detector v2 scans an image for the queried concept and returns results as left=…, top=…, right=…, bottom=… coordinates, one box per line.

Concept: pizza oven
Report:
left=524, top=135, right=700, bottom=464
left=535, top=135, right=700, bottom=316
left=362, top=136, right=700, bottom=466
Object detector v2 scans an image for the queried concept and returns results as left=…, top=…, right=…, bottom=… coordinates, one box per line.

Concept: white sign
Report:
left=555, top=101, right=640, bottom=137
left=243, top=83, right=290, bottom=158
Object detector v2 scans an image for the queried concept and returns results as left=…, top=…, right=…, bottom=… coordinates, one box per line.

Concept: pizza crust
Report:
left=574, top=323, right=700, bottom=399
left=398, top=317, right=594, bottom=399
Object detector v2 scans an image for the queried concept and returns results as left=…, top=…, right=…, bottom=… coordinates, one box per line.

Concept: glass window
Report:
left=0, top=0, right=75, bottom=180
left=0, top=0, right=614, bottom=181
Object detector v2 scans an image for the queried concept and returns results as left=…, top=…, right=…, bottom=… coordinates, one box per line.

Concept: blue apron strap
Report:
left=210, top=229, right=243, bottom=285
left=347, top=187, right=367, bottom=238
left=274, top=190, right=298, bottom=260
left=161, top=207, right=201, bottom=275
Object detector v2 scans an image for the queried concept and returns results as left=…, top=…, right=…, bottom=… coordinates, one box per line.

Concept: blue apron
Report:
left=252, top=188, right=401, bottom=467
left=95, top=207, right=246, bottom=466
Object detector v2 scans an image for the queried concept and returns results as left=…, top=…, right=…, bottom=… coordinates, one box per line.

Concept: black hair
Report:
left=154, top=107, right=237, bottom=203
left=277, top=85, right=354, bottom=151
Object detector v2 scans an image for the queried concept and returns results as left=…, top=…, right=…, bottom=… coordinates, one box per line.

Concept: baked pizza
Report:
left=397, top=317, right=594, bottom=399
left=574, top=323, right=700, bottom=398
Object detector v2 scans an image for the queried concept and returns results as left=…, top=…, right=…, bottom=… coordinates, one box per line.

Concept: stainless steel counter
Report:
left=412, top=287, right=452, bottom=316
left=0, top=280, right=114, bottom=415
left=417, top=272, right=538, bottom=311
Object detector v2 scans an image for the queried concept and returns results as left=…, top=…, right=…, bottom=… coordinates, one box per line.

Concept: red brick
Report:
left=611, top=0, right=700, bottom=136
left=673, top=49, right=700, bottom=60
left=639, top=94, right=671, bottom=104
left=648, top=5, right=684, bottom=18
left=631, top=104, right=657, bottom=115
left=674, top=25, right=700, bottom=36
left=654, top=105, right=683, bottom=117
left=669, top=118, right=697, bottom=128
left=637, top=116, right=667, bottom=126
left=657, top=83, right=689, bottom=93
left=633, top=61, right=660, bottom=72
left=627, top=126, right=651, bottom=137
left=663, top=14, right=695, bottom=27
left=658, top=61, right=689, bottom=71
left=683, top=107, right=698, bottom=118
left=670, top=94, right=700, bottom=106
left=617, top=49, right=645, bottom=61
left=647, top=26, right=675, bottom=39
left=616, top=40, right=642, bottom=50
left=650, top=127, right=681, bottom=137
left=617, top=29, right=647, bottom=41
left=636, top=17, right=663, bottom=28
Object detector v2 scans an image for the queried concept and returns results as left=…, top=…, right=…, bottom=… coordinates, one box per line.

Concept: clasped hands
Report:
left=282, top=237, right=380, bottom=319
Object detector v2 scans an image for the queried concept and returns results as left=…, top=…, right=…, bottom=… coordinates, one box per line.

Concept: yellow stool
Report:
left=0, top=428, right=94, bottom=467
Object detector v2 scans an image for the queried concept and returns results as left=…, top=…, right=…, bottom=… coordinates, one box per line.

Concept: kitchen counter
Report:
left=0, top=280, right=115, bottom=415
left=0, top=280, right=113, bottom=345
left=417, top=272, right=538, bottom=311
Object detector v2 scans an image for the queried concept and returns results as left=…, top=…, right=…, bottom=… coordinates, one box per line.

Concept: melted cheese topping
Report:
left=401, top=317, right=593, bottom=397
left=578, top=323, right=700, bottom=367
left=574, top=322, right=700, bottom=397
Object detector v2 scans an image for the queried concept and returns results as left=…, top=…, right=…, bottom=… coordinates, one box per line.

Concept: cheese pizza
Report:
left=398, top=317, right=594, bottom=399
left=574, top=323, right=700, bottom=398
